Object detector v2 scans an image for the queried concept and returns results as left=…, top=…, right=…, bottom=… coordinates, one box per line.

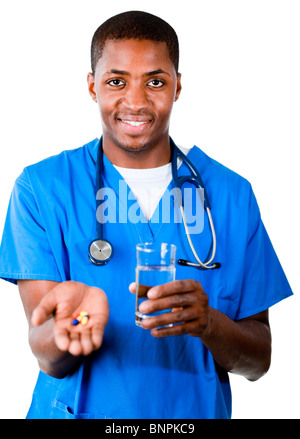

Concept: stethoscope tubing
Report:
left=89, top=137, right=220, bottom=270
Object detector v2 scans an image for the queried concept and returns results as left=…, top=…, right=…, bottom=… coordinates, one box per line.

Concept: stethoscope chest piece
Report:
left=88, top=239, right=113, bottom=265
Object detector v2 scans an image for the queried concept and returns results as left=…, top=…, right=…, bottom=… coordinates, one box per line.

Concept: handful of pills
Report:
left=72, top=311, right=90, bottom=326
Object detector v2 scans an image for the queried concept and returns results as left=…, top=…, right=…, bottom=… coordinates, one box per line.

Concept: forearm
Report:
left=137, top=280, right=272, bottom=381
left=20, top=279, right=109, bottom=378
left=29, top=317, right=81, bottom=379
left=18, top=279, right=80, bottom=378
left=200, top=308, right=271, bottom=381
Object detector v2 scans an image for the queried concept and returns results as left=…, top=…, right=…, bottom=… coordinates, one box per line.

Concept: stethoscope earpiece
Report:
left=178, top=259, right=221, bottom=270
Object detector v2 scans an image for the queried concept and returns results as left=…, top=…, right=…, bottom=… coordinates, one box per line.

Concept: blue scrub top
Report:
left=0, top=138, right=292, bottom=419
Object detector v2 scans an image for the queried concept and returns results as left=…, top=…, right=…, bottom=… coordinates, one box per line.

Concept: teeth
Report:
left=122, top=120, right=149, bottom=127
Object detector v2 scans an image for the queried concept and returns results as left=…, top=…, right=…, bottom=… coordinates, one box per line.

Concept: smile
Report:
left=117, top=118, right=152, bottom=135
left=121, top=120, right=150, bottom=127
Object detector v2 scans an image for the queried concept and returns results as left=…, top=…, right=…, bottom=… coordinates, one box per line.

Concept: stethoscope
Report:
left=88, top=138, right=221, bottom=270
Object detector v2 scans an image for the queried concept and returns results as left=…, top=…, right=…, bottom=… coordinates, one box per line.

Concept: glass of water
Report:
left=135, top=242, right=176, bottom=327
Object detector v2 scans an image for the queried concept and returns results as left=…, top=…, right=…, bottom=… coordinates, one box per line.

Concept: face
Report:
left=87, top=39, right=181, bottom=165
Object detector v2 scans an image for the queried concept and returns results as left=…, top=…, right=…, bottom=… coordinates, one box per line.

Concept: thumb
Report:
left=31, top=290, right=58, bottom=326
left=128, top=282, right=136, bottom=294
left=128, top=282, right=151, bottom=298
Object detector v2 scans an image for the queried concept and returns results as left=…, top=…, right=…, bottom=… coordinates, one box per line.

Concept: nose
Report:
left=122, top=82, right=149, bottom=111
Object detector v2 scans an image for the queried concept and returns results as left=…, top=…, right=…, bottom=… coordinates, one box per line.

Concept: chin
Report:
left=119, top=143, right=150, bottom=153
left=114, top=137, right=153, bottom=153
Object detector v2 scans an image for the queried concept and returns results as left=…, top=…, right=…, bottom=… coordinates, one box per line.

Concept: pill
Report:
left=81, top=316, right=89, bottom=326
left=72, top=318, right=80, bottom=326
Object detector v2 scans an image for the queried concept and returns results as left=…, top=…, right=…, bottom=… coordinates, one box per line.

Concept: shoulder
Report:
left=16, top=138, right=98, bottom=189
left=190, top=145, right=252, bottom=190
left=188, top=145, right=259, bottom=226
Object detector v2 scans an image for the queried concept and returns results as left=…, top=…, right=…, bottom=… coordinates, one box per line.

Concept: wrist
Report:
left=199, top=307, right=221, bottom=340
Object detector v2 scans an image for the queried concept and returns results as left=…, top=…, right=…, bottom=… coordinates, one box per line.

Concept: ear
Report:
left=87, top=73, right=97, bottom=103
left=174, top=73, right=182, bottom=102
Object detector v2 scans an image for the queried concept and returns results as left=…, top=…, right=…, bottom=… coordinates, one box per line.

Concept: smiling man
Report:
left=0, top=11, right=292, bottom=419
left=87, top=37, right=181, bottom=167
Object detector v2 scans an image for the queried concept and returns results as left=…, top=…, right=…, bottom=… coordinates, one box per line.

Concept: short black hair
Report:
left=91, top=10, right=179, bottom=75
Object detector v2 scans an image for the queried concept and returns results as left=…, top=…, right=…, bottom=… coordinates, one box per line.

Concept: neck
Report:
left=102, top=134, right=171, bottom=169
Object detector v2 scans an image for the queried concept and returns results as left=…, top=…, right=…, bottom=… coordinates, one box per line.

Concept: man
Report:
left=0, top=11, right=292, bottom=419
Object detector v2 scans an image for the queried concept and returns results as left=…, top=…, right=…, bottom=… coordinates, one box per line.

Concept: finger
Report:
left=128, top=283, right=135, bottom=294
left=91, top=326, right=104, bottom=350
left=80, top=328, right=94, bottom=356
left=141, top=307, right=198, bottom=330
left=31, top=290, right=59, bottom=326
left=129, top=282, right=151, bottom=298
left=54, top=326, right=71, bottom=352
left=150, top=319, right=200, bottom=338
left=68, top=332, right=82, bottom=356
left=151, top=323, right=187, bottom=337
left=139, top=294, right=195, bottom=315
left=147, top=279, right=202, bottom=299
left=90, top=314, right=108, bottom=350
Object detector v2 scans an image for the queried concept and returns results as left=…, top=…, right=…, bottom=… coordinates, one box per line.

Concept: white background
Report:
left=0, top=0, right=299, bottom=419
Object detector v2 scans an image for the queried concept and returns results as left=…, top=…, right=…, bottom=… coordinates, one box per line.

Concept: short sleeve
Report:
left=0, top=171, right=62, bottom=285
left=235, top=188, right=293, bottom=320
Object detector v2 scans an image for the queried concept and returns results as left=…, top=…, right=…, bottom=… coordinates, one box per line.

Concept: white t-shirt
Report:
left=114, top=145, right=190, bottom=221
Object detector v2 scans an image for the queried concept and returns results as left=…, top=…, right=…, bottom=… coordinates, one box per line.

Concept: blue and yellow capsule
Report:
left=72, top=311, right=89, bottom=326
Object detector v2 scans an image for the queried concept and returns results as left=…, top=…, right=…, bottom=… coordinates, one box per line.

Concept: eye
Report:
left=148, top=79, right=165, bottom=88
left=107, top=79, right=125, bottom=87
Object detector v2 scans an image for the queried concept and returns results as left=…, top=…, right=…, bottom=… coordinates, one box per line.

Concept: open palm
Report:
left=31, top=281, right=109, bottom=356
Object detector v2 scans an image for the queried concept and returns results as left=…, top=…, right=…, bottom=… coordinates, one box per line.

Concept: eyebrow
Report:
left=107, top=69, right=129, bottom=75
left=105, top=68, right=170, bottom=77
left=145, top=69, right=170, bottom=77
